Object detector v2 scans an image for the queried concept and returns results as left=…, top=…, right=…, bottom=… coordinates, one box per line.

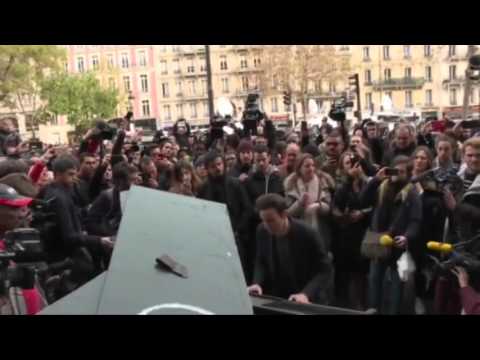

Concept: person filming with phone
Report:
left=359, top=155, right=422, bottom=314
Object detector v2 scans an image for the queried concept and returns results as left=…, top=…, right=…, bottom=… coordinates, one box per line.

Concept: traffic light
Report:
left=283, top=91, right=292, bottom=106
left=349, top=74, right=359, bottom=92
left=348, top=74, right=362, bottom=121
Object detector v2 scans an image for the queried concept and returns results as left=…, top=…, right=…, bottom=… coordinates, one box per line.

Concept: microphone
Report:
left=427, top=241, right=454, bottom=254
left=379, top=235, right=394, bottom=247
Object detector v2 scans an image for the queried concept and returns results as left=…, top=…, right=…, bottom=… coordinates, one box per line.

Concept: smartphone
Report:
left=431, top=120, right=445, bottom=133
left=385, top=168, right=399, bottom=176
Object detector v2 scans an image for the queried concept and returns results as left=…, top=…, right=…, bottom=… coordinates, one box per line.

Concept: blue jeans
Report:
left=368, top=260, right=404, bottom=315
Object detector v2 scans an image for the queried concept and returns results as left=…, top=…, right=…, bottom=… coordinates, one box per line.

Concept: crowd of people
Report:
left=1, top=111, right=480, bottom=315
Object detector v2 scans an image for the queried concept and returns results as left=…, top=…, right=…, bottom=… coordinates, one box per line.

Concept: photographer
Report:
left=38, top=156, right=113, bottom=284
left=0, top=184, right=45, bottom=315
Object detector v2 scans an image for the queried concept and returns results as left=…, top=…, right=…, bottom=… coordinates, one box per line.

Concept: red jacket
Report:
left=460, top=286, right=480, bottom=315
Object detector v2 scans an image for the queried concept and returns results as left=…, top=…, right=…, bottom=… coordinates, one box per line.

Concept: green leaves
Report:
left=41, top=71, right=120, bottom=131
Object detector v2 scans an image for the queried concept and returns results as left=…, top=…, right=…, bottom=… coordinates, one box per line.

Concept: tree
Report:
left=258, top=45, right=350, bottom=124
left=0, top=45, right=66, bottom=138
left=42, top=72, right=120, bottom=132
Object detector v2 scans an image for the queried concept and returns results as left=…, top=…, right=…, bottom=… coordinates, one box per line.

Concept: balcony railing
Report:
left=372, top=77, right=425, bottom=91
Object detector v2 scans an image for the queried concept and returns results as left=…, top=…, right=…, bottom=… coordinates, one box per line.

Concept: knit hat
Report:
left=237, top=139, right=253, bottom=153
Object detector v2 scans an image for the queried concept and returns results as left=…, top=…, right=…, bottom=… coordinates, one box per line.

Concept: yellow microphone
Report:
left=379, top=235, right=394, bottom=247
left=427, top=242, right=454, bottom=254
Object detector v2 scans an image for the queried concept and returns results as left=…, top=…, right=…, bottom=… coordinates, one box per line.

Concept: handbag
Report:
left=360, top=229, right=392, bottom=260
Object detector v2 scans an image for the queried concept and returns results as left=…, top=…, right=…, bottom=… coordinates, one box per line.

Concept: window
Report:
left=77, top=57, right=85, bottom=73
left=424, top=45, right=432, bottom=57
left=450, top=88, right=457, bottom=105
left=405, top=67, right=412, bottom=79
left=363, top=46, right=370, bottom=61
left=241, top=76, right=249, bottom=91
left=222, top=78, right=229, bottom=93
left=142, top=100, right=151, bottom=117
left=220, top=56, right=228, bottom=70
left=201, top=79, right=207, bottom=96
left=314, top=80, right=322, bottom=92
left=425, top=66, right=432, bottom=82
left=25, top=115, right=39, bottom=132
left=240, top=55, right=248, bottom=69
left=173, top=59, right=180, bottom=74
left=405, top=91, right=413, bottom=108
left=365, top=70, right=372, bottom=84
left=92, top=55, right=99, bottom=70
left=107, top=54, right=114, bottom=68
left=176, top=80, right=183, bottom=96
left=254, top=58, right=261, bottom=67
left=189, top=80, right=197, bottom=95
left=64, top=62, right=69, bottom=72
left=384, top=68, right=391, bottom=81
left=199, top=56, right=206, bottom=72
left=383, top=46, right=390, bottom=60
left=449, top=65, right=457, bottom=80
left=160, top=45, right=167, bottom=53
left=176, top=104, right=184, bottom=118
left=449, top=45, right=456, bottom=57
left=366, top=93, right=372, bottom=110
left=385, top=91, right=393, bottom=100
left=203, top=101, right=209, bottom=117
left=108, top=77, right=115, bottom=89
left=121, top=53, right=129, bottom=68
left=160, top=60, right=168, bottom=75
left=187, top=58, right=195, bottom=73
left=190, top=103, right=197, bottom=118
left=172, top=45, right=180, bottom=52
left=138, top=51, right=147, bottom=67
left=163, top=105, right=171, bottom=120
left=425, top=90, right=433, bottom=106
left=162, top=82, right=169, bottom=98
left=329, top=82, right=336, bottom=94
left=123, top=76, right=131, bottom=92
left=404, top=45, right=411, bottom=58
left=271, top=98, right=278, bottom=113
left=140, top=75, right=149, bottom=93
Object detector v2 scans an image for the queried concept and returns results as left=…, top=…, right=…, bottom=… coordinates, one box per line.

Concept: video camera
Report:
left=93, top=120, right=117, bottom=141
left=329, top=96, right=354, bottom=123
left=242, top=93, right=265, bottom=136
left=411, top=166, right=464, bottom=196
left=0, top=228, right=46, bottom=296
left=427, top=235, right=480, bottom=276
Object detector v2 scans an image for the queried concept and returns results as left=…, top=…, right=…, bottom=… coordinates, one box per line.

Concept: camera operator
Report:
left=38, top=156, right=113, bottom=285
left=0, top=184, right=45, bottom=315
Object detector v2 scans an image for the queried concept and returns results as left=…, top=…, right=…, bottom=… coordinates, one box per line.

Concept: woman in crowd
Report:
left=284, top=153, right=335, bottom=253
left=168, top=160, right=201, bottom=197
left=332, top=151, right=371, bottom=310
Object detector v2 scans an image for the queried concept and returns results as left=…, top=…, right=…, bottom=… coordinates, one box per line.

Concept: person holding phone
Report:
left=359, top=155, right=422, bottom=314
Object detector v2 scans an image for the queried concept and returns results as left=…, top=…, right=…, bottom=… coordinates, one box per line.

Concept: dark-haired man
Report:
left=248, top=194, right=333, bottom=304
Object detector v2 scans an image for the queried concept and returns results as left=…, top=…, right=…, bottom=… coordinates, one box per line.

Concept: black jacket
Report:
left=381, top=142, right=416, bottom=167
left=359, top=177, right=422, bottom=261
left=197, top=176, right=252, bottom=236
left=368, top=138, right=385, bottom=165
left=85, top=188, right=122, bottom=237
left=245, top=169, right=284, bottom=204
left=228, top=162, right=252, bottom=179
left=253, top=218, right=333, bottom=304
left=39, top=183, right=103, bottom=262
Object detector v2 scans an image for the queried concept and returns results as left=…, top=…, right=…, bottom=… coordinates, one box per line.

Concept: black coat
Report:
left=245, top=170, right=284, bottom=204
left=253, top=218, right=333, bottom=304
left=368, top=138, right=385, bottom=165
left=197, top=176, right=252, bottom=236
left=228, top=162, right=252, bottom=179
left=85, top=188, right=122, bottom=237
left=39, top=183, right=102, bottom=262
left=381, top=142, right=416, bottom=167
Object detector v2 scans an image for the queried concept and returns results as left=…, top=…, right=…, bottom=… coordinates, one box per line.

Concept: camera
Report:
left=329, top=96, right=354, bottom=122
left=0, top=228, right=46, bottom=296
left=242, top=94, right=265, bottom=136
left=413, top=166, right=463, bottom=195
left=94, top=121, right=117, bottom=141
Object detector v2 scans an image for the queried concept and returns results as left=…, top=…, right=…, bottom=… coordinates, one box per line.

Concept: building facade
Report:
left=351, top=45, right=480, bottom=119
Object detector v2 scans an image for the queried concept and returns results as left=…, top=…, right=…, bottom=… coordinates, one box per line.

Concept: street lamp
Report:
left=205, top=45, right=215, bottom=124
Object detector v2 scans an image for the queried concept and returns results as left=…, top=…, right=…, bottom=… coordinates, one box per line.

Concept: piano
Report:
left=250, top=295, right=374, bottom=315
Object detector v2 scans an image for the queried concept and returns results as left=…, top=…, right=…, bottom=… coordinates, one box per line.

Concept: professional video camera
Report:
left=411, top=166, right=464, bottom=196
left=0, top=228, right=46, bottom=296
left=427, top=234, right=480, bottom=276
left=329, top=96, right=354, bottom=123
left=92, top=120, right=117, bottom=141
left=242, top=93, right=265, bottom=136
